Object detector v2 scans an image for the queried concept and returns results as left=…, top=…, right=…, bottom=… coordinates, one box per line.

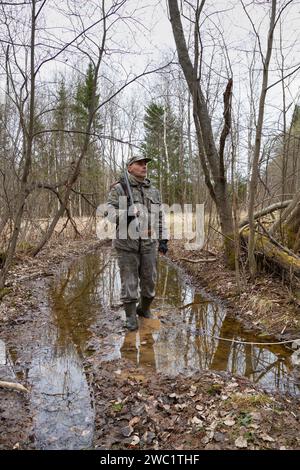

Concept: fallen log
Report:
left=0, top=380, right=29, bottom=393
left=269, top=191, right=300, bottom=235
left=241, top=227, right=300, bottom=277
left=178, top=257, right=217, bottom=263
left=239, top=200, right=292, bottom=228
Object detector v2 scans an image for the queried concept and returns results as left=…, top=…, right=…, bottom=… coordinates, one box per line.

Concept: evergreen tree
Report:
left=72, top=64, right=102, bottom=216
left=142, top=103, right=164, bottom=194
left=142, top=102, right=188, bottom=205
left=74, top=62, right=100, bottom=132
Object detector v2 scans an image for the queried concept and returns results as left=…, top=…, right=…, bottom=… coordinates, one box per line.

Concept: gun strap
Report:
left=119, top=179, right=130, bottom=199
left=109, top=179, right=129, bottom=198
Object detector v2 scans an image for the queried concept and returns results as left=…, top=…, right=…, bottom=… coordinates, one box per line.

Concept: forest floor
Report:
left=0, top=237, right=300, bottom=450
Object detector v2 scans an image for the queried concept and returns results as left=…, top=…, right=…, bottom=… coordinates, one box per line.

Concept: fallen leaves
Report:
left=121, top=425, right=134, bottom=437
left=130, top=435, right=140, bottom=446
left=142, top=430, right=156, bottom=444
left=223, top=418, right=235, bottom=427
left=190, top=416, right=203, bottom=426
left=235, top=436, right=248, bottom=448
left=259, top=433, right=275, bottom=442
left=129, top=416, right=140, bottom=427
left=90, top=359, right=300, bottom=451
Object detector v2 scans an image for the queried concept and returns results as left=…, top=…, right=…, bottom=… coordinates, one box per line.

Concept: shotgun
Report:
left=123, top=168, right=139, bottom=233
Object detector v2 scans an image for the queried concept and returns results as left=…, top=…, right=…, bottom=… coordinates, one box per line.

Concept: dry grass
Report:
left=227, top=392, right=273, bottom=409
left=166, top=212, right=222, bottom=251
left=1, top=207, right=223, bottom=252
left=244, top=294, right=277, bottom=316
left=0, top=216, right=96, bottom=250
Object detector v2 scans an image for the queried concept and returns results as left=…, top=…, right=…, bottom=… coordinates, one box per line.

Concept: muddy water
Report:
left=4, top=249, right=300, bottom=449
left=120, top=259, right=300, bottom=396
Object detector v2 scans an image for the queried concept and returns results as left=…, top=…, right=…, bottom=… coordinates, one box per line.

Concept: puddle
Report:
left=0, top=338, right=16, bottom=382
left=2, top=249, right=300, bottom=449
left=120, top=260, right=300, bottom=396
left=48, top=251, right=300, bottom=397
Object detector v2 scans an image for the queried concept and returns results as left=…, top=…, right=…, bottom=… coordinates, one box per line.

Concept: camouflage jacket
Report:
left=106, top=174, right=168, bottom=252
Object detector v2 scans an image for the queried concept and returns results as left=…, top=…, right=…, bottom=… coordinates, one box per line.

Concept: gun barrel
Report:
left=124, top=169, right=134, bottom=207
left=124, top=169, right=139, bottom=232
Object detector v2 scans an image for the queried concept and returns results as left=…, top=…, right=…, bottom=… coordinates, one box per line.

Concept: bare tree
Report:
left=168, top=0, right=234, bottom=265
left=244, top=0, right=277, bottom=278
left=0, top=0, right=41, bottom=288
left=0, top=0, right=172, bottom=288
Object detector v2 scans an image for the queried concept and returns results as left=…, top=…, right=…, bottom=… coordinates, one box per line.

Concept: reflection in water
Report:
left=120, top=319, right=161, bottom=369
left=48, top=252, right=299, bottom=396
left=24, top=249, right=300, bottom=449
left=29, top=344, right=94, bottom=450
left=27, top=252, right=117, bottom=449
left=120, top=258, right=299, bottom=395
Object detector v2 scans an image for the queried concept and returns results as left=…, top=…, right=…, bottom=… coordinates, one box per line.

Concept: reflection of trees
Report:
left=52, top=254, right=297, bottom=394
left=244, top=344, right=254, bottom=376
left=121, top=320, right=160, bottom=369
left=152, top=260, right=297, bottom=392
left=210, top=318, right=237, bottom=371
left=156, top=259, right=182, bottom=305
left=120, top=331, right=138, bottom=365
left=178, top=296, right=225, bottom=371
left=49, top=252, right=116, bottom=355
left=209, top=316, right=295, bottom=392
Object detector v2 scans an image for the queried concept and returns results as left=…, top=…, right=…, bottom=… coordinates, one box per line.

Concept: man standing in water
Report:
left=106, top=155, right=168, bottom=331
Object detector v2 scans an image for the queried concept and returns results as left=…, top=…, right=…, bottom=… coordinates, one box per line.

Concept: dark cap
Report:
left=126, top=155, right=152, bottom=166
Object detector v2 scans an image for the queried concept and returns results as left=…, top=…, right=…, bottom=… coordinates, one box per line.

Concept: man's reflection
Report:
left=121, top=318, right=160, bottom=369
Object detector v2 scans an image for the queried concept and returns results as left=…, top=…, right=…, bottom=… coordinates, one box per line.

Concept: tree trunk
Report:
left=0, top=0, right=37, bottom=289
left=168, top=0, right=234, bottom=266
left=270, top=190, right=300, bottom=236
left=285, top=203, right=300, bottom=252
left=239, top=200, right=292, bottom=228
left=31, top=6, right=107, bottom=257
left=241, top=226, right=300, bottom=278
left=246, top=0, right=277, bottom=278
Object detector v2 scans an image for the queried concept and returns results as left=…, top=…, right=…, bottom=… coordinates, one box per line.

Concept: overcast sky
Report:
left=1, top=0, right=300, bottom=106
left=1, top=0, right=300, bottom=171
left=43, top=0, right=300, bottom=115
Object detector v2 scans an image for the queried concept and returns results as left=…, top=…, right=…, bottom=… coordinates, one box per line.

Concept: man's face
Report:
left=128, top=160, right=148, bottom=178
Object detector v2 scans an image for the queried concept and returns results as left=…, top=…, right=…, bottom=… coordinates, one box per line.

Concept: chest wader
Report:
left=137, top=296, right=154, bottom=318
left=124, top=302, right=138, bottom=331
left=113, top=179, right=158, bottom=330
left=136, top=184, right=155, bottom=319
left=116, top=179, right=140, bottom=331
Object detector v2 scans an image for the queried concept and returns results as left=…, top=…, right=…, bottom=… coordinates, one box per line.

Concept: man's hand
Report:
left=127, top=205, right=140, bottom=224
left=158, top=239, right=168, bottom=254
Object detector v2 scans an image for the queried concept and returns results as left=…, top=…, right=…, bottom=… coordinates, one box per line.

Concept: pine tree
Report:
left=72, top=63, right=102, bottom=216
left=142, top=102, right=187, bottom=205
left=142, top=103, right=164, bottom=195
left=74, top=62, right=100, bottom=131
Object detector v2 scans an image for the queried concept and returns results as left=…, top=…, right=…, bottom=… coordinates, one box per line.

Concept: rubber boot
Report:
left=124, top=302, right=138, bottom=331
left=136, top=296, right=154, bottom=319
